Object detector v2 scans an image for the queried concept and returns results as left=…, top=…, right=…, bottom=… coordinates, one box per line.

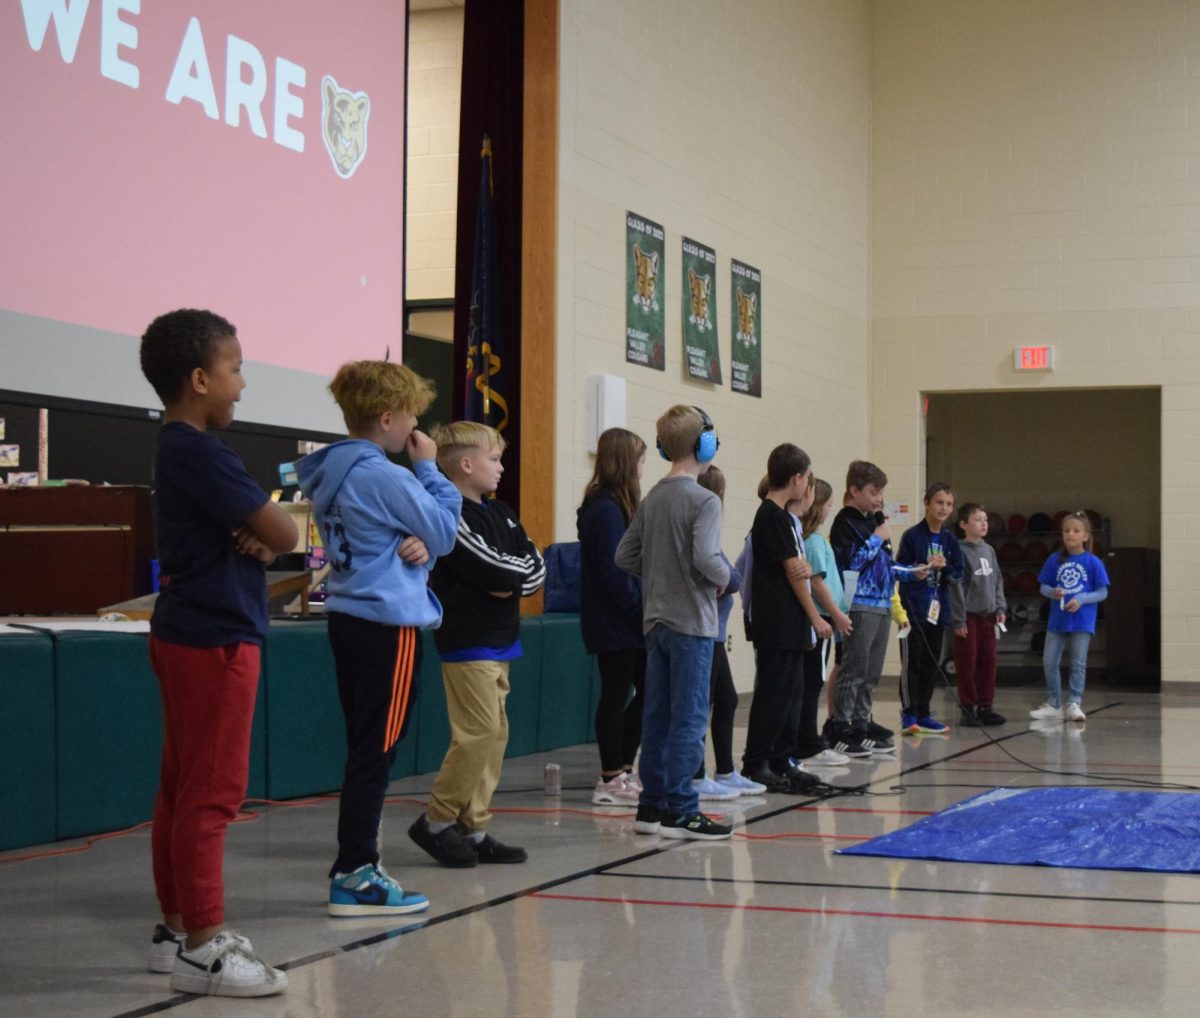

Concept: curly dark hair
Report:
left=139, top=309, right=237, bottom=404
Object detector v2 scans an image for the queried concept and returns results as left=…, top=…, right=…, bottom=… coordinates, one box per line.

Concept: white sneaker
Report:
left=801, top=748, right=851, bottom=767
left=149, top=923, right=185, bottom=973
left=1064, top=702, right=1086, bottom=721
left=713, top=771, right=767, bottom=795
left=691, top=776, right=740, bottom=801
left=623, top=772, right=643, bottom=794
left=1029, top=703, right=1063, bottom=720
left=170, top=931, right=287, bottom=997
left=592, top=775, right=639, bottom=805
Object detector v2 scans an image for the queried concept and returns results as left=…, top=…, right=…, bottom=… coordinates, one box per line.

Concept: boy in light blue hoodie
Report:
left=297, top=360, right=461, bottom=918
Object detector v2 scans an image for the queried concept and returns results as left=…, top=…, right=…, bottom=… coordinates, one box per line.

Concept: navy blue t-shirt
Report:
left=151, top=422, right=272, bottom=647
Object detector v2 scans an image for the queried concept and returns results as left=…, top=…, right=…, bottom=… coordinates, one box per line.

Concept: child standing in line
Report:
left=828, top=461, right=899, bottom=759
left=692, top=465, right=759, bottom=799
left=408, top=422, right=545, bottom=865
left=1031, top=512, right=1109, bottom=722
left=615, top=405, right=733, bottom=839
left=798, top=479, right=853, bottom=766
left=297, top=360, right=462, bottom=915
left=949, top=503, right=1007, bottom=727
left=896, top=482, right=963, bottom=734
left=741, top=445, right=830, bottom=792
left=140, top=309, right=297, bottom=997
left=577, top=427, right=647, bottom=806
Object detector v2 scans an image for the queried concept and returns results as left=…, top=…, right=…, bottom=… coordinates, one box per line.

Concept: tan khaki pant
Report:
left=427, top=660, right=510, bottom=831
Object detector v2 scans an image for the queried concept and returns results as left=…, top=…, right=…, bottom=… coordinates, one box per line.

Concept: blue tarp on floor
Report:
left=837, top=787, right=1200, bottom=873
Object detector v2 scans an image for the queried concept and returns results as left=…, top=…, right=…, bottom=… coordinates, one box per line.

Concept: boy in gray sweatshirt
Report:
left=615, top=405, right=732, bottom=840
left=948, top=503, right=1006, bottom=726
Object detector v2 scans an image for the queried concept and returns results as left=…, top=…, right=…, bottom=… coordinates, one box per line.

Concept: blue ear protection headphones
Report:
left=657, top=406, right=719, bottom=464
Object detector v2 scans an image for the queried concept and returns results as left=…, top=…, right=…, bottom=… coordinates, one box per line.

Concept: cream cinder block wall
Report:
left=406, top=8, right=464, bottom=300
left=872, top=0, right=1200, bottom=684
left=556, top=0, right=872, bottom=687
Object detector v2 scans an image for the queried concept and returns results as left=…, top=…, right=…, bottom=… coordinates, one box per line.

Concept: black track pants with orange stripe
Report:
left=328, top=611, right=421, bottom=876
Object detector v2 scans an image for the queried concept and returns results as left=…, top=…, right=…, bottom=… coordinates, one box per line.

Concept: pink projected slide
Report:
left=2, top=1, right=406, bottom=378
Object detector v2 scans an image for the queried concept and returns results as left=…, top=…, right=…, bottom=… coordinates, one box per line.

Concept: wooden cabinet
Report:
left=0, top=486, right=154, bottom=613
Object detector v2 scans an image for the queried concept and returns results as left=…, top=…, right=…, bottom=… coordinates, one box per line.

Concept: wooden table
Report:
left=99, top=570, right=315, bottom=620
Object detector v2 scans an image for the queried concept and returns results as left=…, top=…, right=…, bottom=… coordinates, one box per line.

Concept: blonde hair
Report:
left=801, top=478, right=834, bottom=538
left=656, top=405, right=704, bottom=462
left=432, top=420, right=506, bottom=475
left=329, top=360, right=435, bottom=434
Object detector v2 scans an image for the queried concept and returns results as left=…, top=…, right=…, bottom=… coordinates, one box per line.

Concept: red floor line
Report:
left=529, top=892, right=1200, bottom=936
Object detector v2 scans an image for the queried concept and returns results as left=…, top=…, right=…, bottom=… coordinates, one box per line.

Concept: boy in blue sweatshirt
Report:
left=297, top=360, right=461, bottom=917
left=828, top=460, right=906, bottom=758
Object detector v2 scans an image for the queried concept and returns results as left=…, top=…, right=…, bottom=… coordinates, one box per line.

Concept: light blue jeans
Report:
left=1042, top=630, right=1092, bottom=707
left=639, top=624, right=713, bottom=817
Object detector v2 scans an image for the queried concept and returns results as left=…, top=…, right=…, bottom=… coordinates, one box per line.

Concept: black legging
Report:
left=695, top=641, right=739, bottom=778
left=790, top=638, right=829, bottom=760
left=595, top=648, right=646, bottom=773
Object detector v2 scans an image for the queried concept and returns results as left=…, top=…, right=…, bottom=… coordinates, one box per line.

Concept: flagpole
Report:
left=481, top=135, right=492, bottom=418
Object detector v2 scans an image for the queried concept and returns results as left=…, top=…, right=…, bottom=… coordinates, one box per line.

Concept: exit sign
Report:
left=1014, top=345, right=1054, bottom=371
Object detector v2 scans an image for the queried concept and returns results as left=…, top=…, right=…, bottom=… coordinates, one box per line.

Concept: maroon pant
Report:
left=150, top=636, right=259, bottom=930
left=954, top=614, right=997, bottom=709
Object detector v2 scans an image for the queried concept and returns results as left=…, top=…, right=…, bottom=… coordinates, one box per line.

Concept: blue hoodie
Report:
left=297, top=440, right=462, bottom=627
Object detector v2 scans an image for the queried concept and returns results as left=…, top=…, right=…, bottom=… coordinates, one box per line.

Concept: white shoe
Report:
left=592, top=775, right=639, bottom=805
left=1064, top=702, right=1086, bottom=721
left=149, top=923, right=185, bottom=973
left=713, top=771, right=767, bottom=795
left=623, top=771, right=643, bottom=794
left=1029, top=703, right=1063, bottom=720
left=170, top=931, right=287, bottom=997
left=802, top=748, right=851, bottom=767
left=691, top=776, right=740, bottom=801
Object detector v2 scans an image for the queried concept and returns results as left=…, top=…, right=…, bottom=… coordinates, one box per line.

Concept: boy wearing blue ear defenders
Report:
left=616, top=405, right=733, bottom=839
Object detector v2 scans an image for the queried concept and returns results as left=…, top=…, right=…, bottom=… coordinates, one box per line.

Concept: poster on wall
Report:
left=681, top=237, right=720, bottom=383
left=625, top=211, right=665, bottom=370
left=730, top=259, right=762, bottom=397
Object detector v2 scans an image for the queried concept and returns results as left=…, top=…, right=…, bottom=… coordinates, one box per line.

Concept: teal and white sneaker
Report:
left=328, top=863, right=430, bottom=917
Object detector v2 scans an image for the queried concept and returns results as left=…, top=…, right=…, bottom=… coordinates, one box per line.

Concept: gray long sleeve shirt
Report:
left=614, top=475, right=731, bottom=639
left=949, top=538, right=1006, bottom=627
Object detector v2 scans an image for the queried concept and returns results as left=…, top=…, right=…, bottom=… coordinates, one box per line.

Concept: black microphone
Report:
left=873, top=510, right=892, bottom=555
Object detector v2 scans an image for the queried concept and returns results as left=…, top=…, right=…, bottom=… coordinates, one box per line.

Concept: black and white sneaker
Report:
left=660, top=812, right=732, bottom=840
left=869, top=737, right=896, bottom=754
left=866, top=720, right=894, bottom=741
left=829, top=727, right=873, bottom=759
left=633, top=803, right=664, bottom=835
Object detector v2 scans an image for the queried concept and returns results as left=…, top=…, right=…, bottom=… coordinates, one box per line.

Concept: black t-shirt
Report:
left=151, top=422, right=272, bottom=647
left=749, top=498, right=811, bottom=651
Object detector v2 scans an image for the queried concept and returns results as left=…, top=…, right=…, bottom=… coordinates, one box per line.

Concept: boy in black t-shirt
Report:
left=741, top=444, right=832, bottom=791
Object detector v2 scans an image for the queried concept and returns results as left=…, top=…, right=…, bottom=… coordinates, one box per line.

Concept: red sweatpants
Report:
left=953, top=614, right=997, bottom=709
left=150, top=636, right=259, bottom=930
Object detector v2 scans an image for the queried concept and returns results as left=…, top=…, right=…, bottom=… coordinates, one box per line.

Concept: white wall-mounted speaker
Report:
left=586, top=374, right=627, bottom=453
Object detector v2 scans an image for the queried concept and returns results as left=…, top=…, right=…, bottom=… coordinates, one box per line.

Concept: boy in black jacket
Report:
left=408, top=422, right=545, bottom=867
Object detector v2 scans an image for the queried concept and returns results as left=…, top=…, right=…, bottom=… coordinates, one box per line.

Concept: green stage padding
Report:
left=0, top=631, right=56, bottom=851
left=538, top=614, right=599, bottom=751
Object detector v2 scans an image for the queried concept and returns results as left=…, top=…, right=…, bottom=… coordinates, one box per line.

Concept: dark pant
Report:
left=695, top=641, right=739, bottom=778
left=789, top=638, right=828, bottom=760
left=595, top=648, right=646, bottom=773
left=955, top=614, right=997, bottom=708
left=743, top=647, right=806, bottom=775
left=327, top=611, right=422, bottom=876
left=899, top=617, right=943, bottom=718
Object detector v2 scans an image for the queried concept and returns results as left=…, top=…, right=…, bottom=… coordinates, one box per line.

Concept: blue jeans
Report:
left=1042, top=630, right=1091, bottom=707
left=639, top=624, right=713, bottom=817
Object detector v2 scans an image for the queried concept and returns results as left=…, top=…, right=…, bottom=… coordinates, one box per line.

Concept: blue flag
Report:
left=464, top=135, right=509, bottom=430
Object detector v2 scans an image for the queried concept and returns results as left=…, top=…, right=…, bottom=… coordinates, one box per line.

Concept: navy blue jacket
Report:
left=896, top=519, right=963, bottom=628
left=577, top=491, right=644, bottom=654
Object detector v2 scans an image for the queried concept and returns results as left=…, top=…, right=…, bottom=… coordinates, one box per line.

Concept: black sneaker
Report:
left=866, top=720, right=894, bottom=741
left=783, top=765, right=822, bottom=792
left=829, top=725, right=873, bottom=759
left=976, top=704, right=1007, bottom=726
left=469, top=832, right=527, bottom=864
left=660, top=812, right=732, bottom=840
left=959, top=706, right=983, bottom=727
left=408, top=815, right=479, bottom=868
left=868, top=737, right=896, bottom=754
left=633, top=803, right=664, bottom=835
left=742, top=766, right=791, bottom=793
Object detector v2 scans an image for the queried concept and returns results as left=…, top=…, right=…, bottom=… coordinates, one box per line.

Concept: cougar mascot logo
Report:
left=687, top=267, right=712, bottom=332
left=632, top=245, right=659, bottom=311
left=321, top=75, right=371, bottom=179
left=735, top=287, right=757, bottom=348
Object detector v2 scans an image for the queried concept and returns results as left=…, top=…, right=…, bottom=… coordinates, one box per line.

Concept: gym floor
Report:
left=3, top=684, right=1197, bottom=1018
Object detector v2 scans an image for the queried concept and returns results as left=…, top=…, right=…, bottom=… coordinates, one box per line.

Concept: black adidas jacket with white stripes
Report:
left=430, top=495, right=545, bottom=654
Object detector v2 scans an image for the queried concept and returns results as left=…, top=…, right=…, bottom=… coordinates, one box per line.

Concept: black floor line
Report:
left=595, top=869, right=1200, bottom=909
left=106, top=700, right=1128, bottom=1017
